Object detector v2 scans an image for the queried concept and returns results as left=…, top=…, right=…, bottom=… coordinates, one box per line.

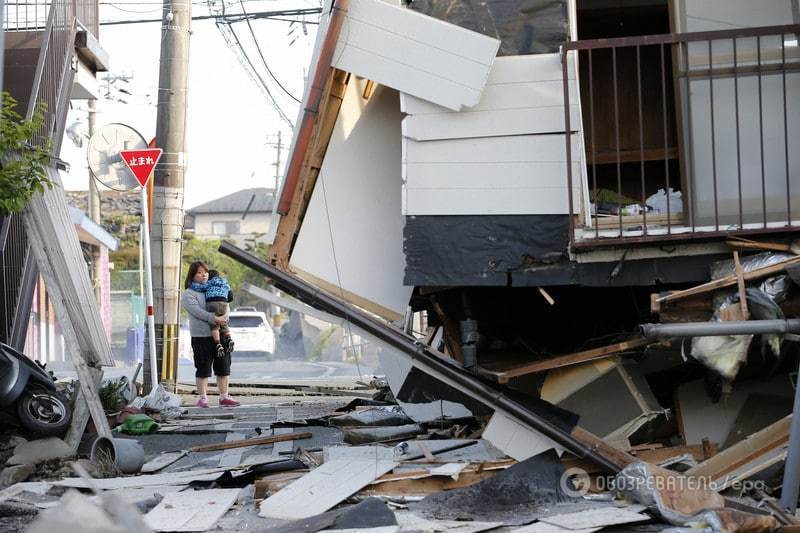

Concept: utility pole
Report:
left=272, top=131, right=282, bottom=192
left=148, top=0, right=191, bottom=391
left=87, top=99, right=102, bottom=306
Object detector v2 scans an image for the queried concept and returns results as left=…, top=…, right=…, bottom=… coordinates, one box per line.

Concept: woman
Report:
left=181, top=261, right=240, bottom=408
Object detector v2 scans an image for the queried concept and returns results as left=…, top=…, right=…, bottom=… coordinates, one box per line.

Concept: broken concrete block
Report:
left=0, top=436, right=27, bottom=451
left=7, top=438, right=72, bottom=466
left=0, top=464, right=35, bottom=486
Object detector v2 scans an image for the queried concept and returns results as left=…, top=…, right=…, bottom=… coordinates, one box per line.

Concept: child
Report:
left=191, top=270, right=234, bottom=357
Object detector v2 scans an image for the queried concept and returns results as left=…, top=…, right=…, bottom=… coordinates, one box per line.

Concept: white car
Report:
left=227, top=311, right=275, bottom=358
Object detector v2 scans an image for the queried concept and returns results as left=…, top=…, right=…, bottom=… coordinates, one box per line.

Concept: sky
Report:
left=59, top=0, right=320, bottom=209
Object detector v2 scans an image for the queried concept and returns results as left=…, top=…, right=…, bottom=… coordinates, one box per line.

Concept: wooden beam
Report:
left=727, top=238, right=794, bottom=254
left=269, top=69, right=350, bottom=269
left=476, top=337, right=653, bottom=384
left=187, top=431, right=312, bottom=453
left=655, top=256, right=800, bottom=307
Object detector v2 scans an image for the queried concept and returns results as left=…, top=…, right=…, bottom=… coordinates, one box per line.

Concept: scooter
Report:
left=0, top=342, right=72, bottom=436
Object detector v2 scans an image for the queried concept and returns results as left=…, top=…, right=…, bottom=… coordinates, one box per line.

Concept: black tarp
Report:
left=403, top=214, right=570, bottom=286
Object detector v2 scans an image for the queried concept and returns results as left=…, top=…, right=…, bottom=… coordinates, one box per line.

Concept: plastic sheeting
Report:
left=710, top=252, right=794, bottom=303
left=690, top=253, right=794, bottom=379
left=408, top=0, right=568, bottom=56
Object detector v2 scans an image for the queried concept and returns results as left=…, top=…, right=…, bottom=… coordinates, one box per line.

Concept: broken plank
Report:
left=54, top=468, right=225, bottom=490
left=476, top=338, right=653, bottom=383
left=141, top=451, right=188, bottom=474
left=686, top=415, right=791, bottom=490
left=187, top=431, right=312, bottom=453
left=258, top=455, right=395, bottom=519
left=726, top=238, right=793, bottom=253
left=363, top=469, right=497, bottom=495
left=539, top=507, right=650, bottom=530
left=733, top=251, right=750, bottom=320
left=145, top=488, right=240, bottom=532
left=656, top=256, right=800, bottom=306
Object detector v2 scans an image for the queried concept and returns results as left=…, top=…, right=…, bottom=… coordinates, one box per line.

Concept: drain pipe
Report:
left=641, top=319, right=800, bottom=339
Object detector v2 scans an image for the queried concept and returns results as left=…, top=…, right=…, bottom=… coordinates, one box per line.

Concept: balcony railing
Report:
left=4, top=0, right=98, bottom=38
left=563, top=24, right=800, bottom=247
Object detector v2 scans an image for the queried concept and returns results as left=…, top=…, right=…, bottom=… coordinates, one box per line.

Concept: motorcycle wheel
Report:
left=16, top=387, right=72, bottom=436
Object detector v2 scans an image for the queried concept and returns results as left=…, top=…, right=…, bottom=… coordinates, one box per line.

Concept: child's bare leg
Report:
left=211, top=329, right=220, bottom=345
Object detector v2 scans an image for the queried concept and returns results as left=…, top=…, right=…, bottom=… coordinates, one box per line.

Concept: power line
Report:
left=206, top=0, right=295, bottom=127
left=223, top=19, right=295, bottom=126
left=239, top=0, right=301, bottom=103
left=99, top=6, right=320, bottom=25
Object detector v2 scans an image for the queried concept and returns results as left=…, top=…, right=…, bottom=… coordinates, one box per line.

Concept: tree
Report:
left=0, top=93, right=53, bottom=214
left=181, top=234, right=275, bottom=310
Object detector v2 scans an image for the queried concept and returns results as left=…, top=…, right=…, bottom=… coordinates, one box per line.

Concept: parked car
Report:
left=0, top=343, right=72, bottom=436
left=234, top=306, right=257, bottom=312
left=228, top=311, right=275, bottom=358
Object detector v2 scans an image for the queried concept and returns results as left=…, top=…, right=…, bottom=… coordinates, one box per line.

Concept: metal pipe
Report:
left=218, top=240, right=622, bottom=473
left=641, top=319, right=800, bottom=339
left=780, top=356, right=800, bottom=512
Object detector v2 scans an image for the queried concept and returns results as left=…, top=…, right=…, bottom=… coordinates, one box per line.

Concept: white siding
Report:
left=290, top=79, right=412, bottom=319
left=400, top=53, right=589, bottom=217
left=333, top=0, right=500, bottom=111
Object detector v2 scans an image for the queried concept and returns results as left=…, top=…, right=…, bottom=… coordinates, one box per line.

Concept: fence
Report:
left=564, top=24, right=800, bottom=247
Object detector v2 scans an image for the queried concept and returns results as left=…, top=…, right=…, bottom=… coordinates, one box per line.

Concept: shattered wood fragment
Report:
left=362, top=468, right=497, bottom=495
left=477, top=337, right=653, bottom=383
left=254, top=471, right=307, bottom=500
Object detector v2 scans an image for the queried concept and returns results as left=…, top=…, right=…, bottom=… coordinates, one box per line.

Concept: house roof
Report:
left=68, top=206, right=119, bottom=251
left=187, top=188, right=275, bottom=215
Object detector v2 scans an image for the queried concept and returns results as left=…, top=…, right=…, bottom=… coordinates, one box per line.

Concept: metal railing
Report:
left=0, top=0, right=79, bottom=348
left=563, top=24, right=800, bottom=247
left=0, top=214, right=36, bottom=349
left=26, top=0, right=77, bottom=150
left=4, top=0, right=97, bottom=38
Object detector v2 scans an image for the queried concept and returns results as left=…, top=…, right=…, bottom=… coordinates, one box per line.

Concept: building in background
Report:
left=185, top=188, right=274, bottom=247
left=25, top=207, right=118, bottom=365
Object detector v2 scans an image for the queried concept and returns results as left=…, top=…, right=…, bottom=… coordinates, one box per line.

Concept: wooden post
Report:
left=733, top=251, right=749, bottom=320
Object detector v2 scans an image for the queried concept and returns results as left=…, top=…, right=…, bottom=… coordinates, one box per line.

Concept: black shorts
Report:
left=191, top=337, right=231, bottom=378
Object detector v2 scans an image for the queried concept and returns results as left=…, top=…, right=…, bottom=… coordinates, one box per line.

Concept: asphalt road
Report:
left=50, top=356, right=375, bottom=385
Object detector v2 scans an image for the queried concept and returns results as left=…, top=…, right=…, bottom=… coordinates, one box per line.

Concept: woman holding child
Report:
left=181, top=261, right=240, bottom=408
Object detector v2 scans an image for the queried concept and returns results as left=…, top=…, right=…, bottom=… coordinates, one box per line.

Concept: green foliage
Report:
left=98, top=379, right=126, bottom=414
left=0, top=92, right=53, bottom=214
left=307, top=326, right=338, bottom=362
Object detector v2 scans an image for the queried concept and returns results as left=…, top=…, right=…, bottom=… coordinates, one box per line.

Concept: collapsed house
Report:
left=258, top=0, right=800, bottom=513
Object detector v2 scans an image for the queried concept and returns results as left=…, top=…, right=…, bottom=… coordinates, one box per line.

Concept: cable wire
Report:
left=238, top=0, right=301, bottom=103
left=318, top=168, right=364, bottom=382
